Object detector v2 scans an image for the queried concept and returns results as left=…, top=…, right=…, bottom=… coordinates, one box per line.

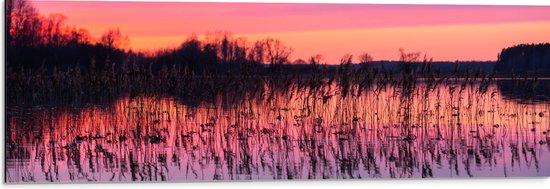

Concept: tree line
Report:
left=5, top=0, right=300, bottom=75
left=6, top=0, right=131, bottom=71
left=12, top=0, right=546, bottom=77
left=495, top=43, right=550, bottom=74
left=5, top=0, right=385, bottom=75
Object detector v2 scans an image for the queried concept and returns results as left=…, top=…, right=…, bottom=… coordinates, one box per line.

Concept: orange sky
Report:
left=31, top=1, right=550, bottom=62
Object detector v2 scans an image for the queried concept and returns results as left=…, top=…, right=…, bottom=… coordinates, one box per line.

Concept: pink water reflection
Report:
left=5, top=82, right=550, bottom=182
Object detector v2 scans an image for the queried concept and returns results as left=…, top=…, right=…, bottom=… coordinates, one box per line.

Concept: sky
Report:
left=31, top=1, right=550, bottom=63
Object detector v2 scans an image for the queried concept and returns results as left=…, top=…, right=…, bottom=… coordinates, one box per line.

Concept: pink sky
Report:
left=31, top=1, right=550, bottom=62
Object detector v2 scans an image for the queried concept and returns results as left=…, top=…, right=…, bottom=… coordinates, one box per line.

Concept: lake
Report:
left=5, top=79, right=550, bottom=182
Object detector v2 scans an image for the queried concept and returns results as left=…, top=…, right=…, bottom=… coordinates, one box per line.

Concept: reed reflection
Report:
left=6, top=80, right=550, bottom=182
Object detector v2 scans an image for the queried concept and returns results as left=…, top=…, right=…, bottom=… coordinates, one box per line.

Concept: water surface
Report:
left=5, top=81, right=550, bottom=182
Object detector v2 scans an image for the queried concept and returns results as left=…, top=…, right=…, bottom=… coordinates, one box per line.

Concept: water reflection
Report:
left=5, top=81, right=550, bottom=182
left=496, top=79, right=550, bottom=103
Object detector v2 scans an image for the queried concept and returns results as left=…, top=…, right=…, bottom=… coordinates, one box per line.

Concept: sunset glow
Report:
left=31, top=1, right=550, bottom=62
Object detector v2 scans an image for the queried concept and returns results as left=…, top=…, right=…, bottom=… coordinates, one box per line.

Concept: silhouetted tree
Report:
left=66, top=27, right=92, bottom=46
left=260, top=38, right=292, bottom=75
left=232, top=37, right=248, bottom=65
left=9, top=0, right=42, bottom=47
left=178, top=35, right=204, bottom=72
left=263, top=38, right=292, bottom=66
left=100, top=28, right=129, bottom=49
left=204, top=31, right=230, bottom=64
left=358, top=52, right=374, bottom=71
left=398, top=48, right=421, bottom=73
left=42, top=13, right=67, bottom=46
left=248, top=41, right=265, bottom=64
left=359, top=52, right=374, bottom=63
left=6, top=0, right=129, bottom=70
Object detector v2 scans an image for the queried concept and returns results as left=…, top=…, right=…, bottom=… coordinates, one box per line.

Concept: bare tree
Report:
left=68, top=28, right=91, bottom=45
left=398, top=48, right=421, bottom=63
left=262, top=38, right=292, bottom=66
left=42, top=13, right=67, bottom=46
left=203, top=31, right=249, bottom=64
left=9, top=0, right=42, bottom=47
left=398, top=48, right=432, bottom=74
left=100, top=28, right=129, bottom=49
left=232, top=37, right=248, bottom=64
left=359, top=52, right=374, bottom=63
left=248, top=41, right=265, bottom=64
